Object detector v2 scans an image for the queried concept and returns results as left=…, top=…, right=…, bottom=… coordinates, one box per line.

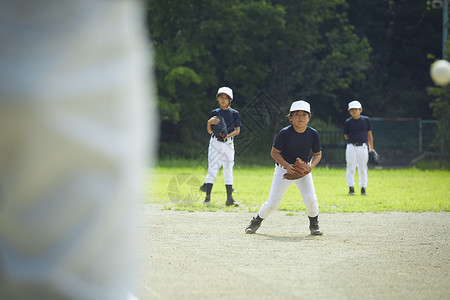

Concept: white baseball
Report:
left=430, top=59, right=450, bottom=86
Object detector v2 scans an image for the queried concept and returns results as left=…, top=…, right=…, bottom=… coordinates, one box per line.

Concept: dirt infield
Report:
left=137, top=203, right=449, bottom=300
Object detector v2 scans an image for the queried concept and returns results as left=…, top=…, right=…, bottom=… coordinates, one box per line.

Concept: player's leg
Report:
left=223, top=141, right=238, bottom=206
left=356, top=144, right=369, bottom=195
left=203, top=138, right=223, bottom=203
left=246, top=165, right=291, bottom=234
left=205, top=138, right=223, bottom=183
left=296, top=174, right=322, bottom=235
left=346, top=144, right=357, bottom=195
left=258, top=166, right=292, bottom=218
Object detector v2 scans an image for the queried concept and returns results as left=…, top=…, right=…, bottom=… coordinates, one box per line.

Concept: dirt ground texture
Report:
left=137, top=203, right=450, bottom=300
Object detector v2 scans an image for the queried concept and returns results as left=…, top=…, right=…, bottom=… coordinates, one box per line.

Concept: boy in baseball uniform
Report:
left=344, top=100, right=375, bottom=195
left=245, top=100, right=323, bottom=235
left=200, top=87, right=241, bottom=206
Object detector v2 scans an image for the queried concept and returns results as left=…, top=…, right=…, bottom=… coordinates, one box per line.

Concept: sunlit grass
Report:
left=146, top=166, right=450, bottom=213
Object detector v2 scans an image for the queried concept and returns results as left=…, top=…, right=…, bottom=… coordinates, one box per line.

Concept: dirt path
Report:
left=137, top=204, right=449, bottom=300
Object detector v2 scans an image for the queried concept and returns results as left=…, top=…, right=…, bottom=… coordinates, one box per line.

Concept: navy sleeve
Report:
left=272, top=129, right=286, bottom=151
left=209, top=109, right=218, bottom=119
left=366, top=117, right=372, bottom=131
left=233, top=110, right=242, bottom=128
left=344, top=118, right=350, bottom=135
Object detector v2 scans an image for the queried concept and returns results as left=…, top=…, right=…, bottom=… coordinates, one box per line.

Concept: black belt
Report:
left=212, top=134, right=233, bottom=142
left=276, top=163, right=286, bottom=169
left=349, top=142, right=364, bottom=146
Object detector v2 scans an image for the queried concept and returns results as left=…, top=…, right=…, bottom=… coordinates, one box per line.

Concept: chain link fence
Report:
left=320, top=118, right=441, bottom=166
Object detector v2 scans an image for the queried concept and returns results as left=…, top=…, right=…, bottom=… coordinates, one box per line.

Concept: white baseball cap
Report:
left=216, top=87, right=233, bottom=100
left=290, top=100, right=311, bottom=114
left=348, top=100, right=362, bottom=110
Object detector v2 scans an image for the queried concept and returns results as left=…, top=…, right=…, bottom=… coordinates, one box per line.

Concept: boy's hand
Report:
left=208, top=116, right=220, bottom=125
left=283, top=158, right=312, bottom=180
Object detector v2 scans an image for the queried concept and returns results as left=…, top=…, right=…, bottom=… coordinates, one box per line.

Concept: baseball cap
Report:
left=348, top=100, right=362, bottom=110
left=290, top=100, right=311, bottom=114
left=216, top=87, right=233, bottom=100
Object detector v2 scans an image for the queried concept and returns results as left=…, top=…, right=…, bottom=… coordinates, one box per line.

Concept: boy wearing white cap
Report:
left=245, top=100, right=323, bottom=235
left=200, top=87, right=241, bottom=206
left=344, top=100, right=375, bottom=195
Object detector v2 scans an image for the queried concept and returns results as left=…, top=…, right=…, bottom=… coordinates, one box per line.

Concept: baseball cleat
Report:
left=225, top=197, right=239, bottom=207
left=348, top=187, right=355, bottom=195
left=309, top=222, right=323, bottom=235
left=200, top=184, right=207, bottom=192
left=361, top=187, right=368, bottom=195
left=245, top=217, right=262, bottom=234
left=204, top=195, right=211, bottom=204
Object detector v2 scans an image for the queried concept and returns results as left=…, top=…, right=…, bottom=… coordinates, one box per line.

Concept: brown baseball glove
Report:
left=283, top=158, right=312, bottom=180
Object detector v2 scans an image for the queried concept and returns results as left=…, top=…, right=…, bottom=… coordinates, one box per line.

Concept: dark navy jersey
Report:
left=273, top=125, right=321, bottom=164
left=344, top=115, right=372, bottom=144
left=210, top=108, right=242, bottom=134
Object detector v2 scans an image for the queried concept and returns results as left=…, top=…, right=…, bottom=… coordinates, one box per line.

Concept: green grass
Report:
left=146, top=166, right=450, bottom=213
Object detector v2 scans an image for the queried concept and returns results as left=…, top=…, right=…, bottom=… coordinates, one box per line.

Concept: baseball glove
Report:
left=368, top=150, right=380, bottom=165
left=211, top=116, right=228, bottom=142
left=283, top=158, right=312, bottom=180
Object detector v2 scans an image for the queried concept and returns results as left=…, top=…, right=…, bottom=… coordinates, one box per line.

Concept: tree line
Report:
left=145, top=0, right=446, bottom=160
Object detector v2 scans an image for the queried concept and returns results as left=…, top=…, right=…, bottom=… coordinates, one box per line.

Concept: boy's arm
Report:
left=271, top=147, right=295, bottom=175
left=226, top=126, right=240, bottom=138
left=309, top=151, right=322, bottom=168
left=207, top=116, right=219, bottom=134
left=367, top=130, right=374, bottom=151
left=344, top=120, right=349, bottom=141
left=228, top=111, right=242, bottom=138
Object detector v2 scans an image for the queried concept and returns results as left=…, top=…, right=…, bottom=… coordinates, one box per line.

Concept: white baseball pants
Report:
left=204, top=136, right=235, bottom=185
left=346, top=143, right=369, bottom=188
left=258, top=165, right=319, bottom=219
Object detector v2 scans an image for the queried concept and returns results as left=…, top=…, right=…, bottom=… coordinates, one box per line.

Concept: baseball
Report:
left=430, top=59, right=450, bottom=86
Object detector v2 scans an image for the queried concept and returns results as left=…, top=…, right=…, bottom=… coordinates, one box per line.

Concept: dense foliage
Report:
left=146, top=0, right=445, bottom=159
